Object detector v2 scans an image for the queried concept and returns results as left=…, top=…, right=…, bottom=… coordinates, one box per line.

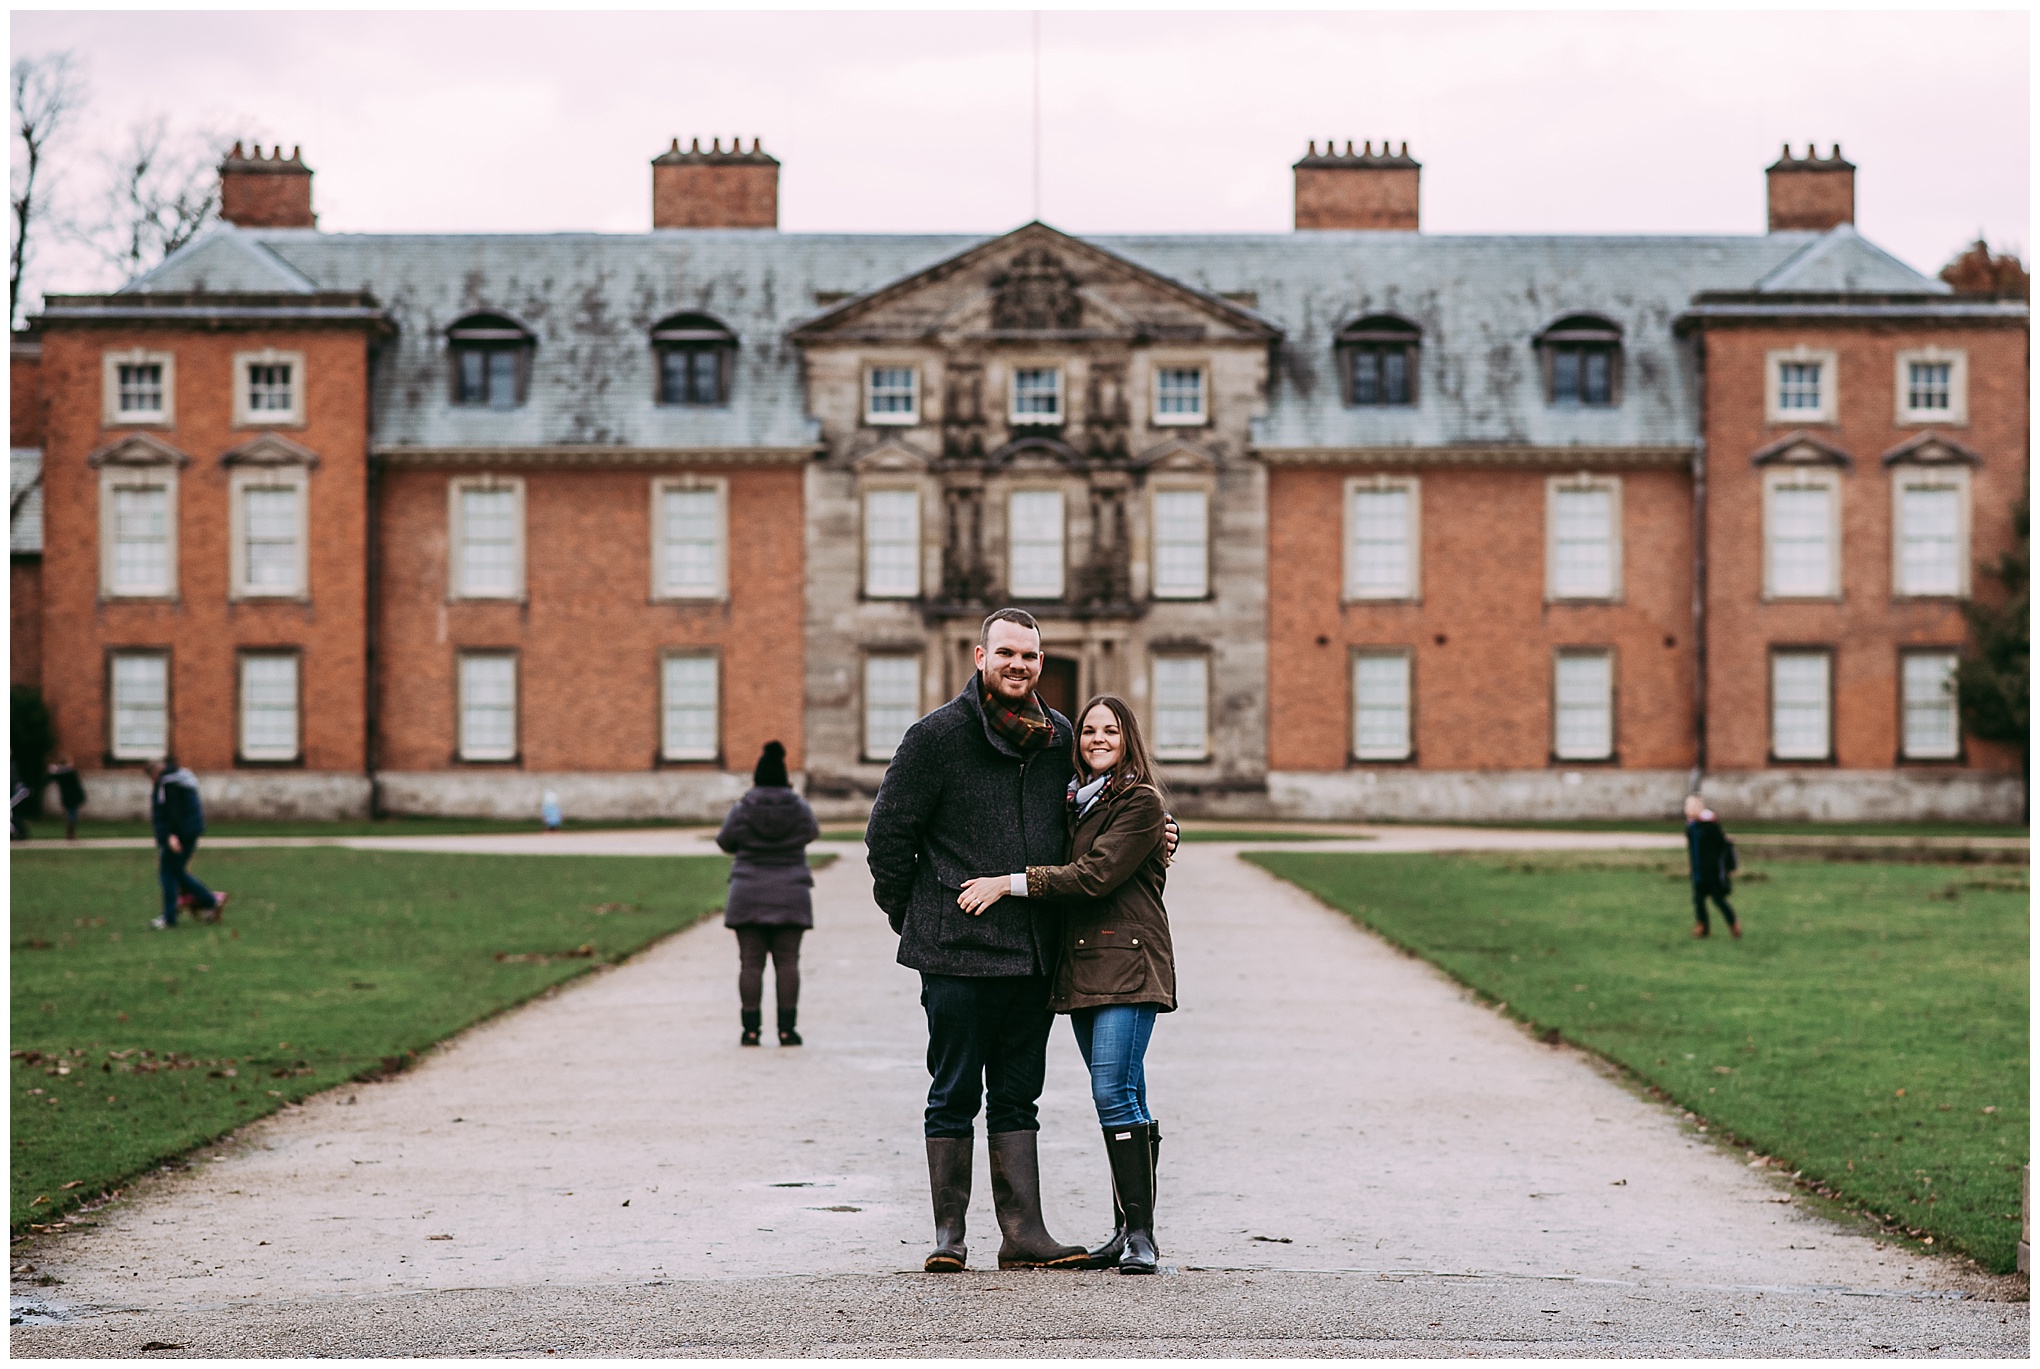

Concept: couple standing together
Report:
left=866, top=608, right=1181, bottom=1277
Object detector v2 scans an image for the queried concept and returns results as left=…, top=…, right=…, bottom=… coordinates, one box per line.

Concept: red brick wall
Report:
left=1294, top=166, right=1420, bottom=231
left=651, top=163, right=778, bottom=230
left=11, top=346, right=45, bottom=447
left=1700, top=323, right=2026, bottom=772
left=36, top=326, right=370, bottom=772
left=375, top=464, right=805, bottom=772
left=11, top=560, right=41, bottom=687
left=1268, top=464, right=1696, bottom=770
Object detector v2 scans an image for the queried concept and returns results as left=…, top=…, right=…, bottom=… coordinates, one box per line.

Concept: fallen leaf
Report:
left=59, top=1180, right=82, bottom=1190
left=1894, top=1088, right=1905, bottom=1097
left=139, top=1343, right=184, bottom=1353
left=426, top=1234, right=452, bottom=1241
left=1249, top=1235, right=1292, bottom=1243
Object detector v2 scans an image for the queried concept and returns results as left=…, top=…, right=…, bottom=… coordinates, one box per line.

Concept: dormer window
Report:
left=1338, top=315, right=1420, bottom=407
left=652, top=313, right=735, bottom=407
left=1010, top=367, right=1063, bottom=425
left=448, top=314, right=535, bottom=410
left=1537, top=315, right=1622, bottom=408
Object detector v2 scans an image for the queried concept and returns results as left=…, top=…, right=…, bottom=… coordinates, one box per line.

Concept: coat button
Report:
left=1131, top=939, right=1139, bottom=946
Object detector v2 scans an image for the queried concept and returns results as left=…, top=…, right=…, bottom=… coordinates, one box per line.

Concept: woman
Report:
left=716, top=741, right=819, bottom=1046
left=957, top=694, right=1175, bottom=1275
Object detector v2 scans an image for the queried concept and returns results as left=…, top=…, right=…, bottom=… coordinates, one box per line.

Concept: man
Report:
left=148, top=756, right=227, bottom=930
left=48, top=756, right=87, bottom=841
left=866, top=608, right=1174, bottom=1273
left=1683, top=793, right=1739, bottom=939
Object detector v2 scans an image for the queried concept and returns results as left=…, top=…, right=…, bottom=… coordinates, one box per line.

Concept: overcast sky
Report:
left=11, top=8, right=2030, bottom=306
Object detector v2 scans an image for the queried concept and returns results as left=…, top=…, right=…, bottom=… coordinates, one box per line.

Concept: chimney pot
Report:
left=652, top=135, right=780, bottom=229
left=1294, top=140, right=1420, bottom=231
left=219, top=140, right=316, bottom=228
left=1766, top=141, right=1856, bottom=232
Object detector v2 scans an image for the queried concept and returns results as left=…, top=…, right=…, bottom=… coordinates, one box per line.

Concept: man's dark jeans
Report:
left=920, top=972, right=1053, bottom=1139
left=158, top=838, right=216, bottom=926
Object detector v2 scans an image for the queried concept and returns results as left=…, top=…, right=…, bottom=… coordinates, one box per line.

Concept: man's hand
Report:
left=1162, top=813, right=1180, bottom=865
left=166, top=834, right=182, bottom=854
left=957, top=877, right=1010, bottom=917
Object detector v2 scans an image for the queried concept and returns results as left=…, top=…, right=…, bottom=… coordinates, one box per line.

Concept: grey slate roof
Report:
left=124, top=222, right=1956, bottom=454
left=11, top=448, right=43, bottom=555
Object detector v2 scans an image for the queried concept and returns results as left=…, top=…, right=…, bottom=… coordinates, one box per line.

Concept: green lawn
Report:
left=11, top=848, right=735, bottom=1231
left=1248, top=851, right=2030, bottom=1273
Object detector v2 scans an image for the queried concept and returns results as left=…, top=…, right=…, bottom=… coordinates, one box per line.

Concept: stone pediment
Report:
left=849, top=437, right=934, bottom=473
left=1133, top=436, right=1220, bottom=472
left=87, top=433, right=189, bottom=468
left=1751, top=430, right=1854, bottom=469
left=1880, top=431, right=1981, bottom=468
left=222, top=433, right=321, bottom=469
left=788, top=221, right=1283, bottom=347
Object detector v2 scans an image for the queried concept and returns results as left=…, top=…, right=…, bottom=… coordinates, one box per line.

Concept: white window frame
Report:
left=231, top=348, right=307, bottom=427
left=1545, top=474, right=1623, bottom=602
left=237, top=650, right=302, bottom=763
left=1890, top=465, right=1971, bottom=599
left=1008, top=365, right=1065, bottom=424
left=1552, top=648, right=1615, bottom=762
left=1899, top=649, right=1962, bottom=761
left=1006, top=486, right=1066, bottom=600
left=1770, top=648, right=1833, bottom=762
left=1150, top=653, right=1212, bottom=762
left=864, top=364, right=920, bottom=426
left=1342, top=475, right=1421, bottom=602
left=456, top=651, right=519, bottom=762
left=1761, top=469, right=1842, bottom=601
left=228, top=467, right=310, bottom=600
left=1894, top=347, right=1968, bottom=427
left=101, top=348, right=176, bottom=428
left=862, top=484, right=923, bottom=599
left=1764, top=346, right=1838, bottom=425
left=650, top=475, right=728, bottom=602
left=1351, top=648, right=1413, bottom=762
left=99, top=466, right=179, bottom=600
left=863, top=652, right=924, bottom=762
left=107, top=649, right=170, bottom=762
left=447, top=475, right=526, bottom=602
left=659, top=650, right=721, bottom=763
left=1149, top=483, right=1210, bottom=600
left=1151, top=365, right=1208, bottom=427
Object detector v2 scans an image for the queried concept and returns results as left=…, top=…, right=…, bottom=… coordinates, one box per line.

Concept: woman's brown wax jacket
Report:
left=1027, top=781, right=1177, bottom=1014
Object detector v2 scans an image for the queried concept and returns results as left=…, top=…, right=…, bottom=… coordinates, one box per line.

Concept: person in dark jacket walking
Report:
left=47, top=757, right=87, bottom=841
left=147, top=757, right=226, bottom=930
left=717, top=741, right=819, bottom=1046
left=1684, top=793, right=1740, bottom=939
left=867, top=609, right=1176, bottom=1274
left=958, top=693, right=1176, bottom=1275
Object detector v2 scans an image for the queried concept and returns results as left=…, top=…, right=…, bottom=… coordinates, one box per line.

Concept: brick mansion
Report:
left=8, top=138, right=2027, bottom=822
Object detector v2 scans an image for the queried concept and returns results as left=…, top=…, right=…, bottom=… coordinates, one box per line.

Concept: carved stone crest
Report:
left=990, top=248, right=1082, bottom=331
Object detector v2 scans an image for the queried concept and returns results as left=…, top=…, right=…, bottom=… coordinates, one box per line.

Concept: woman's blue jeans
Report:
left=1069, top=1004, right=1157, bottom=1128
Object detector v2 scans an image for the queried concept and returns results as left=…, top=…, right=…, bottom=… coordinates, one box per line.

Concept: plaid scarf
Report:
left=1068, top=770, right=1113, bottom=821
left=981, top=681, right=1056, bottom=754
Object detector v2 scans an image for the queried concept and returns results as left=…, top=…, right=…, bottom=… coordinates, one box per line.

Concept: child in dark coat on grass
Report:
left=1684, top=793, right=1740, bottom=939
left=716, top=742, right=819, bottom=1046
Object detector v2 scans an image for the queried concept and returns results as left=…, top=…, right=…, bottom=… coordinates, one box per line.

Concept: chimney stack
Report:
left=652, top=137, right=779, bottom=229
left=1766, top=143, right=1854, bottom=233
left=218, top=143, right=316, bottom=229
left=1293, top=140, right=1420, bottom=231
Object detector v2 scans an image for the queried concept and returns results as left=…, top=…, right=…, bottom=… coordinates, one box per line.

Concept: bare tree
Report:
left=10, top=51, right=82, bottom=329
left=91, top=118, right=236, bottom=283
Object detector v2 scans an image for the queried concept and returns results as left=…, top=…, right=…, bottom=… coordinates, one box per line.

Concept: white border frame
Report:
left=1341, top=474, right=1422, bottom=603
left=107, top=648, right=171, bottom=762
left=1551, top=647, right=1616, bottom=761
left=1769, top=647, right=1834, bottom=762
left=1764, top=346, right=1839, bottom=425
left=1149, top=363, right=1209, bottom=428
left=1005, top=484, right=1067, bottom=600
left=1544, top=473, right=1624, bottom=602
left=101, top=347, right=176, bottom=428
left=659, top=649, right=722, bottom=762
left=862, top=651, right=925, bottom=762
left=1007, top=364, right=1065, bottom=425
left=1148, top=481, right=1212, bottom=600
left=456, top=650, right=519, bottom=762
left=1897, top=647, right=1962, bottom=761
left=228, top=467, right=311, bottom=600
left=231, top=348, right=308, bottom=428
left=1894, top=347, right=1969, bottom=427
left=99, top=465, right=179, bottom=600
left=863, top=363, right=921, bottom=426
left=1761, top=468, right=1843, bottom=601
left=1889, top=464, right=1972, bottom=599
left=861, top=483, right=924, bottom=599
left=237, top=649, right=303, bottom=763
left=1149, top=651, right=1213, bottom=763
left=1350, top=647, right=1414, bottom=762
left=649, top=474, right=729, bottom=602
left=447, top=475, right=527, bottom=602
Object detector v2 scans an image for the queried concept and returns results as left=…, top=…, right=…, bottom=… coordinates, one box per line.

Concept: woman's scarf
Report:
left=1067, top=770, right=1112, bottom=821
left=981, top=683, right=1056, bottom=753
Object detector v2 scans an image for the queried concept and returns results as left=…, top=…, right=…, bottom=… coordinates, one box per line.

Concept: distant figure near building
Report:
left=541, top=791, right=563, bottom=832
left=148, top=757, right=227, bottom=930
left=716, top=742, right=818, bottom=1047
left=1684, top=794, right=1740, bottom=940
left=47, top=757, right=86, bottom=841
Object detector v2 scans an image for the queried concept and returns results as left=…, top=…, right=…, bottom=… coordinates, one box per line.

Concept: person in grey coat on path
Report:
left=717, top=741, right=819, bottom=1046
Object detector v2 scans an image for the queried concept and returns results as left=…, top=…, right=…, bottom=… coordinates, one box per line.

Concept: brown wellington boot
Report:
left=923, top=1136, right=971, bottom=1272
left=986, top=1130, right=1088, bottom=1269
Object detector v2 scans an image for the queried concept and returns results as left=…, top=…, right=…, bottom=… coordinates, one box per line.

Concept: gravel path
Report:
left=11, top=840, right=2023, bottom=1356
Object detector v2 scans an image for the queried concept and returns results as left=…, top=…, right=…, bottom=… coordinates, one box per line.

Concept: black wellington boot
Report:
left=924, top=1136, right=972, bottom=1272
left=1102, top=1124, right=1158, bottom=1275
left=777, top=1009, right=802, bottom=1047
left=1085, top=1121, right=1161, bottom=1269
left=987, top=1130, right=1088, bottom=1269
left=740, top=1009, right=762, bottom=1047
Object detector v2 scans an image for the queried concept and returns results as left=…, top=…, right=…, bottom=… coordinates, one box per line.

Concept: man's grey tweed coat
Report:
left=865, top=674, right=1075, bottom=978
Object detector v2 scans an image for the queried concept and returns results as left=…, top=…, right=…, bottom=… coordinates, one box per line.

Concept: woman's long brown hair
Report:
left=1070, top=693, right=1166, bottom=804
